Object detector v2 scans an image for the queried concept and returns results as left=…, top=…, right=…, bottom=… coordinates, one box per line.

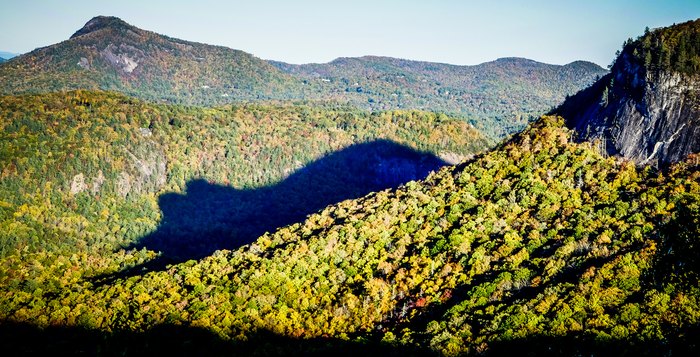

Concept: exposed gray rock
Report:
left=114, top=142, right=167, bottom=197
left=558, top=51, right=700, bottom=167
left=439, top=152, right=471, bottom=165
left=70, top=173, right=87, bottom=194
left=139, top=127, right=152, bottom=137
left=77, top=57, right=90, bottom=69
left=116, top=171, right=132, bottom=197
left=70, top=171, right=108, bottom=195
left=125, top=142, right=167, bottom=193
left=100, top=43, right=141, bottom=74
left=91, top=170, right=105, bottom=194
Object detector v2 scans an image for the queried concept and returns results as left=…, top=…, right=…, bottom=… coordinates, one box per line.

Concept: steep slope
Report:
left=273, top=56, right=607, bottom=138
left=2, top=115, right=699, bottom=355
left=558, top=19, right=700, bottom=166
left=4, top=17, right=699, bottom=357
left=0, top=16, right=305, bottom=105
left=0, top=89, right=488, bottom=279
left=0, top=16, right=605, bottom=138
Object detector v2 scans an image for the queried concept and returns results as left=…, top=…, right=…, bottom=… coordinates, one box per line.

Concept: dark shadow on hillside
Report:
left=1, top=321, right=696, bottom=356
left=97, top=140, right=447, bottom=281
left=549, top=73, right=621, bottom=156
left=550, top=73, right=608, bottom=123
left=0, top=322, right=434, bottom=357
left=482, top=328, right=700, bottom=356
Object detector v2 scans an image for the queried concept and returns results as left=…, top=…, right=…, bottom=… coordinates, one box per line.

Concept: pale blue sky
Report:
left=1, top=0, right=699, bottom=66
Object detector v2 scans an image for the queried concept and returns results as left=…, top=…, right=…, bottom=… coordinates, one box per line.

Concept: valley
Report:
left=0, top=11, right=699, bottom=357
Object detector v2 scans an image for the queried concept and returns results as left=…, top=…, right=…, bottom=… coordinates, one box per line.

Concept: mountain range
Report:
left=1, top=15, right=700, bottom=357
left=0, top=51, right=19, bottom=60
left=273, top=56, right=606, bottom=137
left=0, top=16, right=607, bottom=138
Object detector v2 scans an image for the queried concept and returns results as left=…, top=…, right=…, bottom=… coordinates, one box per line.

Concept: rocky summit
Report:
left=558, top=19, right=700, bottom=167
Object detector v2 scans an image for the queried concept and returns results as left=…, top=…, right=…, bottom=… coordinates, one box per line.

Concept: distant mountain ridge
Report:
left=0, top=51, right=18, bottom=60
left=0, top=16, right=299, bottom=104
left=271, top=55, right=607, bottom=137
left=0, top=16, right=607, bottom=138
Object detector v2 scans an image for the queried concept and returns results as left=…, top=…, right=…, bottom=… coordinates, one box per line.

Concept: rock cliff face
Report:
left=557, top=20, right=700, bottom=167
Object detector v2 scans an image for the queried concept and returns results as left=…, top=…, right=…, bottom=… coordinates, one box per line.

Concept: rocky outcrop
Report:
left=70, top=16, right=132, bottom=39
left=70, top=173, right=87, bottom=194
left=557, top=26, right=700, bottom=167
left=100, top=43, right=142, bottom=74
left=117, top=143, right=167, bottom=198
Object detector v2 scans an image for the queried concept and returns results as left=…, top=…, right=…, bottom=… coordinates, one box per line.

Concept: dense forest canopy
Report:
left=2, top=15, right=700, bottom=357
left=619, top=18, right=700, bottom=75
left=1, top=98, right=699, bottom=354
left=0, top=89, right=490, bottom=281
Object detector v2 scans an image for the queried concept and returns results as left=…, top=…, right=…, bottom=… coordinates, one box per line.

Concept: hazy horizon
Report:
left=1, top=0, right=700, bottom=67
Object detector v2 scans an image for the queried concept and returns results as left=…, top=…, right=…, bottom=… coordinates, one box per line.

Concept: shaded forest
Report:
left=110, top=140, right=447, bottom=277
left=2, top=114, right=699, bottom=355
left=2, top=18, right=700, bottom=356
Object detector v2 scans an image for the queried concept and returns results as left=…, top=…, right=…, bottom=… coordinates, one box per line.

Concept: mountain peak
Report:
left=70, top=16, right=133, bottom=39
left=493, top=57, right=538, bottom=64
left=557, top=18, right=700, bottom=167
left=564, top=60, right=605, bottom=71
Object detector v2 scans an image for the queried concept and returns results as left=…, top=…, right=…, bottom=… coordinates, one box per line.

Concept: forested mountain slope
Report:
left=0, top=16, right=303, bottom=105
left=2, top=114, right=698, bottom=355
left=0, top=89, right=487, bottom=275
left=2, top=16, right=699, bottom=357
left=273, top=56, right=607, bottom=137
left=0, top=16, right=606, bottom=138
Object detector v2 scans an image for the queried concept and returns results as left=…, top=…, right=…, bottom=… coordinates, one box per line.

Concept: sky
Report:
left=1, top=0, right=699, bottom=67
